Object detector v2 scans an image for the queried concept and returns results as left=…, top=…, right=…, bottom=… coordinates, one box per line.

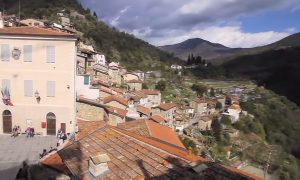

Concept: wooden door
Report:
left=46, top=112, right=56, bottom=135
left=61, top=123, right=66, bottom=134
left=3, top=110, right=12, bottom=134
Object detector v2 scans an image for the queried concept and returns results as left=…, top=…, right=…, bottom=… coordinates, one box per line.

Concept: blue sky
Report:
left=240, top=9, right=300, bottom=33
left=80, top=0, right=300, bottom=48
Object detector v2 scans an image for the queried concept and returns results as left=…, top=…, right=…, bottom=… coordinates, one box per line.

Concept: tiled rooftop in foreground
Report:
left=41, top=120, right=263, bottom=180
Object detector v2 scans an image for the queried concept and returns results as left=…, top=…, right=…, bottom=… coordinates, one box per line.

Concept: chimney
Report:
left=89, top=153, right=111, bottom=178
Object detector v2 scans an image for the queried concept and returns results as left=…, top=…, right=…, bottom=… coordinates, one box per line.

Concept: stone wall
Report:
left=77, top=102, right=105, bottom=121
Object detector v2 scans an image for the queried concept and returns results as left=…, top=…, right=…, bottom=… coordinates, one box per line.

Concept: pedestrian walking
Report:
left=17, top=126, right=21, bottom=135
left=57, top=128, right=62, bottom=139
left=26, top=126, right=31, bottom=138
left=30, top=127, right=35, bottom=137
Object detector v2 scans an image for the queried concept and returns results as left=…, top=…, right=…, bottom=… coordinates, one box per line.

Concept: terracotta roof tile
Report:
left=118, top=120, right=186, bottom=149
left=42, top=119, right=261, bottom=180
left=138, top=89, right=160, bottom=95
left=192, top=98, right=206, bottom=104
left=150, top=115, right=165, bottom=123
left=76, top=118, right=106, bottom=140
left=126, top=79, right=143, bottom=83
left=154, top=103, right=176, bottom=111
left=229, top=104, right=241, bottom=110
left=201, top=116, right=213, bottom=122
left=104, top=95, right=128, bottom=107
left=41, top=152, right=71, bottom=175
left=55, top=125, right=201, bottom=179
left=145, top=120, right=186, bottom=149
left=99, top=86, right=114, bottom=95
left=111, top=87, right=126, bottom=94
left=0, top=27, right=76, bottom=37
left=136, top=105, right=150, bottom=116
left=106, top=105, right=127, bottom=118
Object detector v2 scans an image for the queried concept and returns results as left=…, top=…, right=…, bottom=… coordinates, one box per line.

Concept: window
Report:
left=46, top=46, right=55, bottom=63
left=47, top=81, right=55, bottom=97
left=1, top=44, right=10, bottom=61
left=83, top=75, right=89, bottom=85
left=1, top=79, right=10, bottom=91
left=24, top=80, right=33, bottom=97
left=23, top=45, right=32, bottom=62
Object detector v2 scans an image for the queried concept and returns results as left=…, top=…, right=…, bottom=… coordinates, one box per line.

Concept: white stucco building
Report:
left=0, top=27, right=77, bottom=135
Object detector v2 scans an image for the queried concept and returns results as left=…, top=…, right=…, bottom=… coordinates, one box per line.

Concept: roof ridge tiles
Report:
left=109, top=125, right=204, bottom=163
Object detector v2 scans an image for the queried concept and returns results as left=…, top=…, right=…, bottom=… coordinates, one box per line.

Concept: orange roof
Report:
left=91, top=80, right=110, bottom=87
left=139, top=89, right=160, bottom=95
left=110, top=87, right=126, bottom=94
left=42, top=121, right=261, bottom=180
left=103, top=95, right=128, bottom=107
left=154, top=103, right=177, bottom=111
left=0, top=27, right=76, bottom=37
left=192, top=98, right=206, bottom=104
left=150, top=114, right=166, bottom=123
left=76, top=118, right=106, bottom=140
left=201, top=116, right=212, bottom=122
left=127, top=79, right=143, bottom=83
left=206, top=99, right=217, bottom=106
left=41, top=152, right=70, bottom=175
left=53, top=125, right=203, bottom=179
left=146, top=120, right=186, bottom=149
left=106, top=105, right=127, bottom=118
left=99, top=86, right=114, bottom=95
left=118, top=119, right=186, bottom=149
left=229, top=104, right=241, bottom=110
left=137, top=105, right=151, bottom=116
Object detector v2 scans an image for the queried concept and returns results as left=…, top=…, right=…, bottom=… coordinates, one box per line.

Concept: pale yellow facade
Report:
left=0, top=33, right=77, bottom=135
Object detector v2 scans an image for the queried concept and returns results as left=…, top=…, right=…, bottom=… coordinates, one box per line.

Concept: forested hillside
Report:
left=223, top=46, right=300, bottom=107
left=0, top=0, right=181, bottom=71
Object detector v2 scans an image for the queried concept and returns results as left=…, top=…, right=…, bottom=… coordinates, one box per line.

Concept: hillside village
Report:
left=0, top=7, right=297, bottom=180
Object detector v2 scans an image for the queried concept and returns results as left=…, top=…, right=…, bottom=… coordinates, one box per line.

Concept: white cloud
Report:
left=145, top=26, right=290, bottom=48
left=109, top=6, right=131, bottom=26
left=81, top=0, right=298, bottom=48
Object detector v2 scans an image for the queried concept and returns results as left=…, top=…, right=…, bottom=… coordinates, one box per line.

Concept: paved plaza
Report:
left=0, top=134, right=57, bottom=180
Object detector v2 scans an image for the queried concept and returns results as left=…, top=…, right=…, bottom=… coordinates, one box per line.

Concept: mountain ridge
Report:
left=159, top=33, right=300, bottom=63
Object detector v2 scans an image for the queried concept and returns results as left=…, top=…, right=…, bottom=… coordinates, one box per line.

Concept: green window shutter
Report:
left=84, top=75, right=89, bottom=85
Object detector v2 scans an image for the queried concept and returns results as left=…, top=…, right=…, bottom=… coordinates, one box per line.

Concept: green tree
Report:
left=211, top=118, right=222, bottom=141
left=220, top=116, right=231, bottom=126
left=155, top=80, right=167, bottom=91
left=216, top=101, right=222, bottom=110
left=182, top=137, right=198, bottom=155
left=142, top=83, right=148, bottom=89
left=210, top=87, right=215, bottom=97
left=191, top=83, right=207, bottom=97
left=93, top=11, right=98, bottom=19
